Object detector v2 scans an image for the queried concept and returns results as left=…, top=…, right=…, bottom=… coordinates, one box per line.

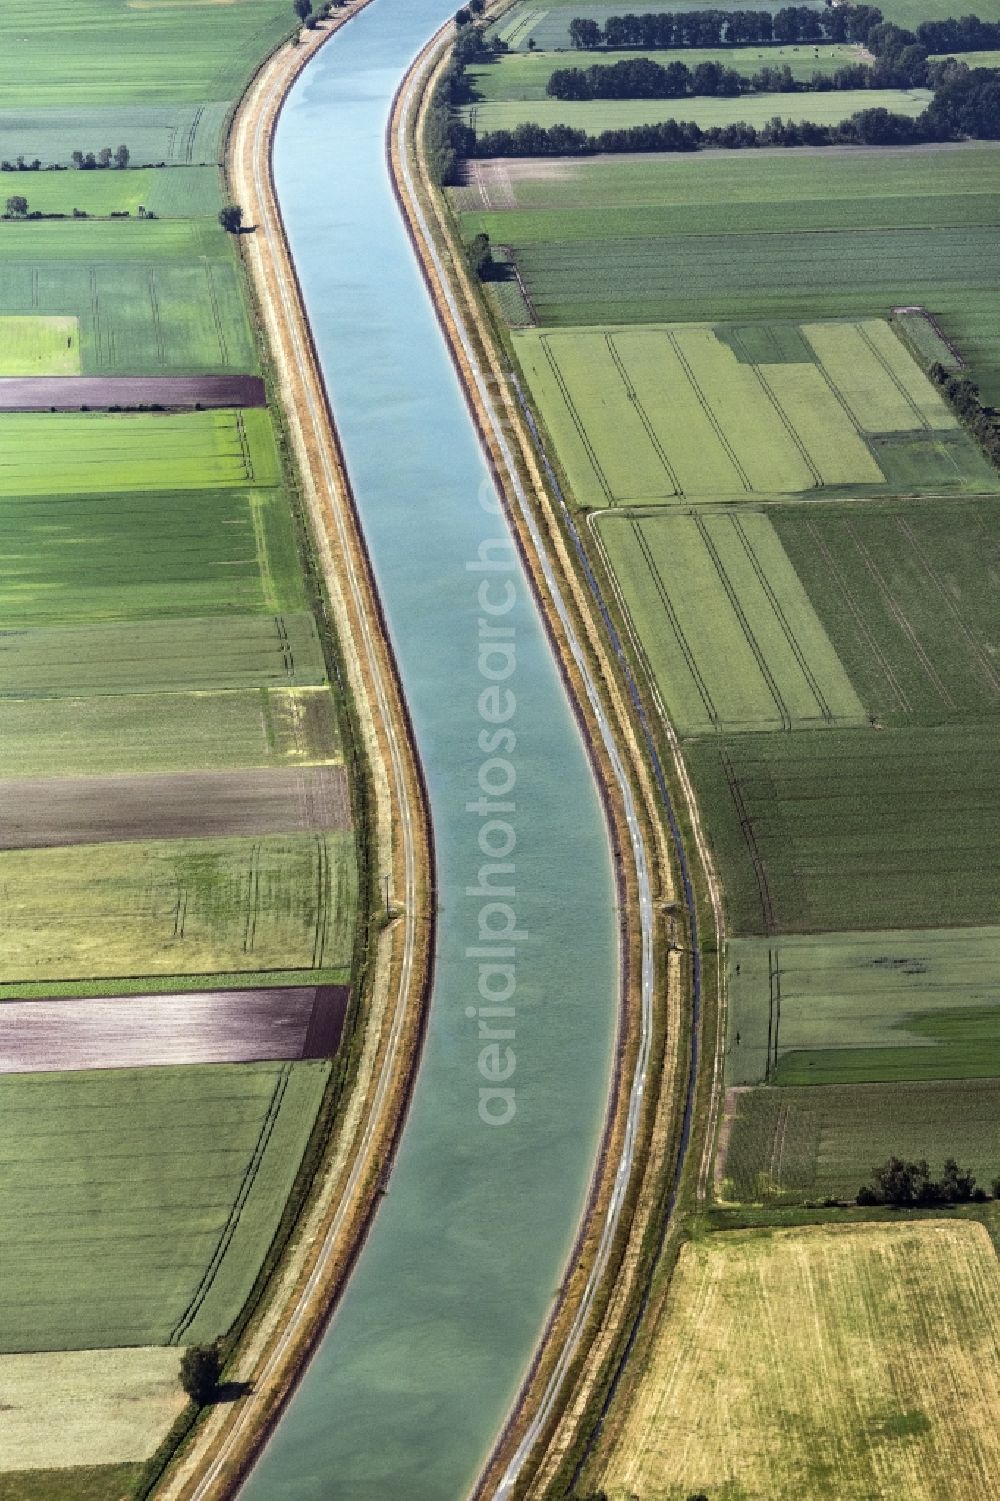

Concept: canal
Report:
left=241, top=3, right=619, bottom=1495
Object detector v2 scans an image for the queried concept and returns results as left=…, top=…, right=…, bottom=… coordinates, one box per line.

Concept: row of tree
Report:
left=545, top=52, right=970, bottom=101
left=568, top=5, right=884, bottom=51
left=857, top=1156, right=991, bottom=1207
left=929, top=364, right=1000, bottom=470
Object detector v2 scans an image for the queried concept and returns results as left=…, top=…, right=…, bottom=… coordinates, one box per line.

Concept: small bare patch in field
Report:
left=0, top=1346, right=184, bottom=1470
left=0, top=984, right=349, bottom=1072
left=599, top=1220, right=1000, bottom=1500
left=0, top=765, right=350, bottom=849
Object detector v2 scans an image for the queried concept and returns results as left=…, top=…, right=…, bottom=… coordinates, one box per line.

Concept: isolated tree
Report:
left=115, top=143, right=130, bottom=169
left=293, top=0, right=312, bottom=18
left=71, top=149, right=84, bottom=168
left=467, top=230, right=494, bottom=280
left=98, top=146, right=113, bottom=168
left=4, top=195, right=28, bottom=217
left=180, top=1344, right=221, bottom=1405
left=218, top=203, right=244, bottom=234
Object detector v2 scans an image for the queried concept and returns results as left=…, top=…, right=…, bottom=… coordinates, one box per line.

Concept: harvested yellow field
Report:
left=0, top=1346, right=185, bottom=1470
left=600, top=1220, right=1000, bottom=1500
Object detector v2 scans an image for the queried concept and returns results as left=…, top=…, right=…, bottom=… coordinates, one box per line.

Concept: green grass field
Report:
left=0, top=0, right=293, bottom=107
left=0, top=410, right=280, bottom=495
left=775, top=498, right=1000, bottom=725
left=722, top=1079, right=1000, bottom=1202
left=0, top=103, right=230, bottom=167
left=0, top=220, right=256, bottom=373
left=515, top=321, right=986, bottom=510
left=598, top=511, right=865, bottom=733
left=0, top=1466, right=143, bottom=1501
left=0, top=1061, right=329, bottom=1351
left=0, top=314, right=79, bottom=373
left=0, top=164, right=221, bottom=217
left=725, top=927, right=1000, bottom=1087
left=461, top=145, right=1000, bottom=399
left=0, top=689, right=342, bottom=778
left=687, top=724, right=1000, bottom=936
left=0, top=488, right=308, bottom=624
left=466, top=44, right=868, bottom=101
left=1, top=1347, right=185, bottom=1470
left=462, top=86, right=931, bottom=134
left=0, top=613, right=327, bottom=696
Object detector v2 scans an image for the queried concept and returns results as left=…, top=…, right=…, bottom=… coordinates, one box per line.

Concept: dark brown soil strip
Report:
left=0, top=766, right=350, bottom=849
left=300, top=984, right=350, bottom=1058
left=0, top=985, right=351, bottom=1073
left=0, top=375, right=266, bottom=410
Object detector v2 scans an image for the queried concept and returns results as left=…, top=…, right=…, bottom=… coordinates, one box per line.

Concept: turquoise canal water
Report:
left=241, top=5, right=618, bottom=1496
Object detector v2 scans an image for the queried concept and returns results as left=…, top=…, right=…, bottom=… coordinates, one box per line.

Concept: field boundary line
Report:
left=631, top=518, right=719, bottom=732
left=695, top=513, right=791, bottom=731
left=605, top=334, right=681, bottom=498
left=750, top=361, right=823, bottom=489
left=858, top=322, right=930, bottom=431
left=729, top=511, right=834, bottom=725
left=540, top=335, right=614, bottom=504
left=170, top=1065, right=292, bottom=1346
left=845, top=519, right=956, bottom=709
left=719, top=744, right=777, bottom=936
left=666, top=330, right=750, bottom=493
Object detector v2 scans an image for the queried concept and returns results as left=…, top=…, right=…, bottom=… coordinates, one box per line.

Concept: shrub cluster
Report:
left=857, top=1156, right=986, bottom=1207
left=929, top=363, right=1000, bottom=469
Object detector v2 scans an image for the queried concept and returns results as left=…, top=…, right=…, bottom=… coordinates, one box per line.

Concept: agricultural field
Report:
left=0, top=831, right=356, bottom=982
left=0, top=765, right=350, bottom=848
left=596, top=1220, right=1000, bottom=1500
left=0, top=315, right=79, bottom=374
left=489, top=0, right=826, bottom=53
left=775, top=497, right=1000, bottom=724
left=0, top=983, right=349, bottom=1073
left=0, top=225, right=256, bottom=373
left=0, top=0, right=294, bottom=107
left=461, top=86, right=931, bottom=134
left=0, top=688, right=341, bottom=778
left=0, top=164, right=221, bottom=217
left=721, top=1078, right=1000, bottom=1202
left=516, top=321, right=984, bottom=511
left=0, top=409, right=281, bottom=495
left=597, top=511, right=865, bottom=734
left=459, top=143, right=1000, bottom=398
left=0, top=1347, right=185, bottom=1470
left=465, top=44, right=868, bottom=101
left=725, top=926, right=1000, bottom=1087
left=0, top=1061, right=330, bottom=1351
left=686, top=724, right=1000, bottom=935
left=0, top=487, right=308, bottom=624
left=0, top=103, right=230, bottom=168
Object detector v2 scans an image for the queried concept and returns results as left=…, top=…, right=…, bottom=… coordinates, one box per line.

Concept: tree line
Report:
left=929, top=363, right=1000, bottom=470
left=858, top=1156, right=994, bottom=1207
left=568, top=5, right=884, bottom=51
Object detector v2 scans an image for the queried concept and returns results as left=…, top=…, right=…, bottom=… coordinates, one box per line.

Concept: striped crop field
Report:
left=721, top=1078, right=1000, bottom=1203
left=0, top=832, right=356, bottom=983
left=597, top=511, right=865, bottom=734
left=514, top=321, right=984, bottom=510
left=595, top=1221, right=1000, bottom=1500
left=725, top=926, right=1000, bottom=1087
left=0, top=688, right=341, bottom=778
left=0, top=103, right=232, bottom=168
left=0, top=410, right=281, bottom=495
left=775, top=497, right=1000, bottom=724
left=0, top=1061, right=329, bottom=1351
left=687, top=724, right=1000, bottom=936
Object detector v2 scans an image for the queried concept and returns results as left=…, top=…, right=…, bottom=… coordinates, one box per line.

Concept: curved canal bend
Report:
left=241, top=3, right=620, bottom=1498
